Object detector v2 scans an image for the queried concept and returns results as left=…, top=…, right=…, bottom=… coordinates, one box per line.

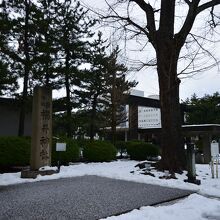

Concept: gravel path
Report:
left=0, top=175, right=193, bottom=220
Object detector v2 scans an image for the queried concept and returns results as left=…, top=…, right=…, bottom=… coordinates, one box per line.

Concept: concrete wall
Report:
left=0, top=105, right=32, bottom=136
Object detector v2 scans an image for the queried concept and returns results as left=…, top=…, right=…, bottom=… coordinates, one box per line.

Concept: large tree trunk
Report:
left=156, top=40, right=185, bottom=173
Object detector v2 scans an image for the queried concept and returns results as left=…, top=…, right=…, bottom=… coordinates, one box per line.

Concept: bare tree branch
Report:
left=197, top=0, right=220, bottom=15
left=179, top=61, right=220, bottom=77
left=178, top=47, right=201, bottom=75
left=190, top=33, right=219, bottom=66
left=175, top=0, right=200, bottom=47
left=130, top=0, right=156, bottom=35
left=210, top=6, right=217, bottom=27
left=184, top=0, right=192, bottom=6
left=104, top=14, right=150, bottom=37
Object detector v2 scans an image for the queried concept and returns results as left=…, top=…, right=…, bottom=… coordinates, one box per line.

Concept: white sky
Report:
left=78, top=0, right=220, bottom=101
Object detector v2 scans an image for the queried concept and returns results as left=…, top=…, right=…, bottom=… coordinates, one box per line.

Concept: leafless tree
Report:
left=85, top=0, right=220, bottom=172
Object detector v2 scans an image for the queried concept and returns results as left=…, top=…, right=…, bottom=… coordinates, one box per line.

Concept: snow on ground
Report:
left=101, top=194, right=220, bottom=220
left=0, top=160, right=219, bottom=197
left=1, top=160, right=220, bottom=220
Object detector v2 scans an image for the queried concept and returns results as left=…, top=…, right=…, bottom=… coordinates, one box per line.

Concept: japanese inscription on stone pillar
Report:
left=30, top=87, right=52, bottom=170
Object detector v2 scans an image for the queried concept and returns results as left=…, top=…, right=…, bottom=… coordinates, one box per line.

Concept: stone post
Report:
left=21, top=86, right=58, bottom=178
left=184, top=143, right=201, bottom=185
left=30, top=86, right=52, bottom=170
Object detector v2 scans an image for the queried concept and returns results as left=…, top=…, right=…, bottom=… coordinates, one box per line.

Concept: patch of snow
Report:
left=100, top=194, right=220, bottom=220
left=182, top=124, right=220, bottom=127
left=39, top=166, right=58, bottom=171
left=0, top=161, right=219, bottom=198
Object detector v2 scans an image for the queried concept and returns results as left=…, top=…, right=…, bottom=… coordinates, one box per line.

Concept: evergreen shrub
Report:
left=0, top=136, right=31, bottom=166
left=52, top=137, right=80, bottom=165
left=83, top=141, right=117, bottom=162
left=0, top=136, right=80, bottom=167
left=75, top=139, right=90, bottom=149
left=126, top=141, right=159, bottom=160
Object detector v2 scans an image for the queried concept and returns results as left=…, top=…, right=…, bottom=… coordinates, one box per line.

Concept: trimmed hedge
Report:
left=126, top=141, right=159, bottom=160
left=0, top=136, right=31, bottom=167
left=75, top=139, right=90, bottom=149
left=0, top=136, right=80, bottom=167
left=83, top=141, right=117, bottom=162
left=52, top=137, right=79, bottom=165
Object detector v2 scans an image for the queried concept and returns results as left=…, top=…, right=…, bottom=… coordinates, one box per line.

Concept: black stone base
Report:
left=21, top=169, right=59, bottom=179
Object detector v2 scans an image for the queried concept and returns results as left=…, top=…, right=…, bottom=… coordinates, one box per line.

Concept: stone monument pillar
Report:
left=30, top=86, right=52, bottom=170
left=21, top=86, right=58, bottom=178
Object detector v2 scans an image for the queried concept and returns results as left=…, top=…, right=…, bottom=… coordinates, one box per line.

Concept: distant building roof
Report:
left=130, top=89, right=144, bottom=97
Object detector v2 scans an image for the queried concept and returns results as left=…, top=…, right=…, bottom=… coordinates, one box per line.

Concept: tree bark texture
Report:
left=152, top=0, right=186, bottom=172
left=156, top=39, right=185, bottom=172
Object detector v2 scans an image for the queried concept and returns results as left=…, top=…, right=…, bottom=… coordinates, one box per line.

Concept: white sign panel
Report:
left=56, top=143, right=66, bottom=152
left=211, top=141, right=219, bottom=157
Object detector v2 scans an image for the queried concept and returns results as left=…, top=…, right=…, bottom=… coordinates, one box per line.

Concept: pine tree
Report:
left=76, top=32, right=109, bottom=140
left=0, top=1, right=18, bottom=96
left=104, top=46, right=137, bottom=144
left=0, top=0, right=38, bottom=135
left=53, top=0, right=96, bottom=137
left=0, top=61, right=18, bottom=96
left=31, top=0, right=61, bottom=89
left=184, top=92, right=220, bottom=124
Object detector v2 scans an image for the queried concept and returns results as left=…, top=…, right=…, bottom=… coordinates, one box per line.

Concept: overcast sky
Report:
left=77, top=0, right=220, bottom=101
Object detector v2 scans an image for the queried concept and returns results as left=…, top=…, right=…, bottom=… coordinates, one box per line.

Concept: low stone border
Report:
left=21, top=169, right=59, bottom=179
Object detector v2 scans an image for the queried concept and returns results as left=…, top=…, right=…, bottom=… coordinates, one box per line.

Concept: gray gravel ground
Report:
left=0, top=175, right=193, bottom=220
